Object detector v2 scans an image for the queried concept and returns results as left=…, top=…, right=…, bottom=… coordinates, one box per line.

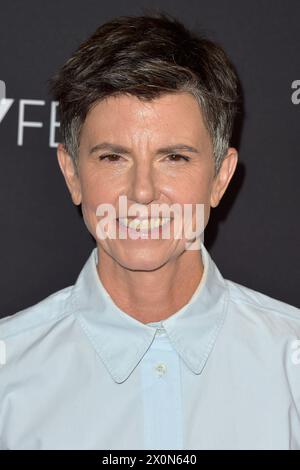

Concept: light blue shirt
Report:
left=0, top=243, right=299, bottom=450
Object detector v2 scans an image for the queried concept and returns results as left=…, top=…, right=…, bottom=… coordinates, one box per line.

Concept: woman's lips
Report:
left=116, top=217, right=173, bottom=238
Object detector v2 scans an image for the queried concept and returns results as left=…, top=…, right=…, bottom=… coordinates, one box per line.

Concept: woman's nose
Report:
left=129, top=162, right=159, bottom=205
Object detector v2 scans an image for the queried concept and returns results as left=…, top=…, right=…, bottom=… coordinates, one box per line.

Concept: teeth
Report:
left=118, top=217, right=171, bottom=230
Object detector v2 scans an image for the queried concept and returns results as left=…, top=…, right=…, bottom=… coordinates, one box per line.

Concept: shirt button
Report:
left=155, top=363, right=167, bottom=377
left=156, top=327, right=166, bottom=336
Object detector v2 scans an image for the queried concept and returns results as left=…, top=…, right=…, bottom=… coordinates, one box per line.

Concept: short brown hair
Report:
left=48, top=11, right=240, bottom=174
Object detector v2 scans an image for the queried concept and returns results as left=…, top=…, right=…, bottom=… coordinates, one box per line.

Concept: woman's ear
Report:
left=57, top=143, right=82, bottom=205
left=210, top=147, right=238, bottom=208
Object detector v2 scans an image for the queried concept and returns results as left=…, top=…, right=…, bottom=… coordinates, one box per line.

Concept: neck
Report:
left=96, top=248, right=204, bottom=324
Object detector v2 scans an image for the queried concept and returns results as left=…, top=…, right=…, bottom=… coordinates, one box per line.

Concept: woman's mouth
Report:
left=116, top=217, right=172, bottom=237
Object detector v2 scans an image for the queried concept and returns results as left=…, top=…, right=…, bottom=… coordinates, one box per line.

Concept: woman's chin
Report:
left=118, top=253, right=169, bottom=272
left=110, top=246, right=174, bottom=272
left=98, top=237, right=185, bottom=272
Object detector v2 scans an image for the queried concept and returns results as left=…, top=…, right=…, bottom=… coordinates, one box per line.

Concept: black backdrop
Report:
left=0, top=0, right=299, bottom=318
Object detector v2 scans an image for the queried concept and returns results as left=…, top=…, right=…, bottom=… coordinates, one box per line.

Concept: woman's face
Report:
left=58, top=92, right=237, bottom=271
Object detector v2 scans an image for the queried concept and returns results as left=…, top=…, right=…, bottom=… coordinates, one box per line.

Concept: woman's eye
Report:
left=99, top=154, right=122, bottom=162
left=166, top=154, right=190, bottom=162
left=98, top=154, right=190, bottom=163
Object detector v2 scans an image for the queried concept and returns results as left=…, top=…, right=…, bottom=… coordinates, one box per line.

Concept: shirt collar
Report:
left=69, top=243, right=229, bottom=383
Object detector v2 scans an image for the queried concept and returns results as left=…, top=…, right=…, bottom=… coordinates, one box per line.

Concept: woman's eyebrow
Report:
left=89, top=142, right=200, bottom=155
